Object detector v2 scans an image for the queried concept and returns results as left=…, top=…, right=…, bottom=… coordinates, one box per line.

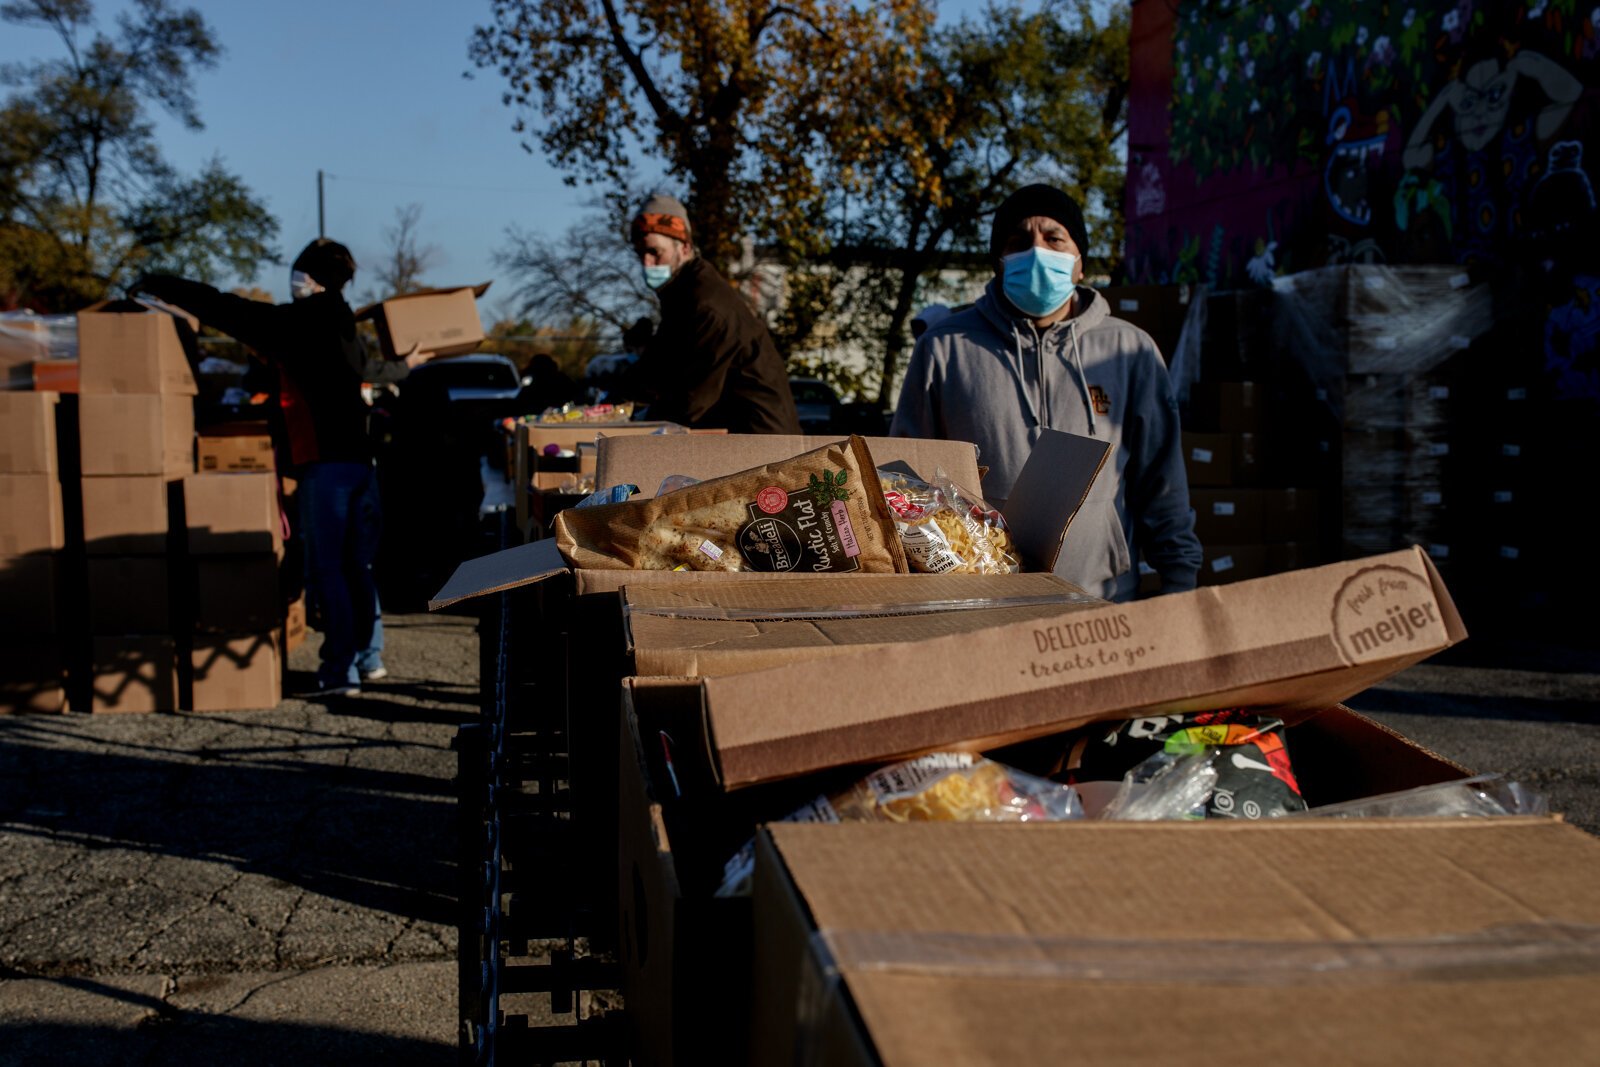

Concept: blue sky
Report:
left=2, top=0, right=1000, bottom=317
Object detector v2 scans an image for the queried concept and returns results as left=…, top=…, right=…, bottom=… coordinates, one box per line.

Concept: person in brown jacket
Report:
left=622, top=195, right=801, bottom=434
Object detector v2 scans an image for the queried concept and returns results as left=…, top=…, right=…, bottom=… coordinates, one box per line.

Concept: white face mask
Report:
left=290, top=270, right=324, bottom=301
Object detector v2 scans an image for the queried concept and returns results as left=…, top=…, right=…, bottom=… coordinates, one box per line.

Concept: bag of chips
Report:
left=715, top=752, right=1083, bottom=896
left=555, top=436, right=907, bottom=574
left=878, top=467, right=1020, bottom=574
left=1066, top=709, right=1307, bottom=820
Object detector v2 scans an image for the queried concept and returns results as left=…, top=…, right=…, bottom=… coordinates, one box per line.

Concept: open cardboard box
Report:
left=617, top=689, right=1478, bottom=1067
left=750, top=817, right=1600, bottom=1065
left=355, top=282, right=490, bottom=361
left=433, top=429, right=1109, bottom=610
left=624, top=545, right=1466, bottom=793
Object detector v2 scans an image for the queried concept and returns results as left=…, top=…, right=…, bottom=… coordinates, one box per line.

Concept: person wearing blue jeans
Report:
left=299, top=461, right=385, bottom=691
left=136, top=239, right=419, bottom=699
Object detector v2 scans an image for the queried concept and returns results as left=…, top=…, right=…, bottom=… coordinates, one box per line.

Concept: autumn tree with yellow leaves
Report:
left=473, top=0, right=1130, bottom=405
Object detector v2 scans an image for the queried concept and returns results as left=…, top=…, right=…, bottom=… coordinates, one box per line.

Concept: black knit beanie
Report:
left=292, top=238, right=357, bottom=290
left=989, top=184, right=1089, bottom=263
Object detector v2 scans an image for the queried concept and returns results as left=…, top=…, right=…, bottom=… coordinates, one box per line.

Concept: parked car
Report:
left=789, top=376, right=844, bottom=433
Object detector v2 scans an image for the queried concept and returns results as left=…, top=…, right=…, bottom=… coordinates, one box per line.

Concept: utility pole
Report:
left=317, top=170, right=325, bottom=238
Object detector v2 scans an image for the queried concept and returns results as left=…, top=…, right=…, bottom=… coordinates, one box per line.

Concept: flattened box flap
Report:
left=701, top=546, right=1467, bottom=788
left=999, top=428, right=1111, bottom=571
left=429, top=537, right=567, bottom=609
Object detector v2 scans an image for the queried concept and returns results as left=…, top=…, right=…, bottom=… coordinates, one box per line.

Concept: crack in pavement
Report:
left=124, top=870, right=248, bottom=968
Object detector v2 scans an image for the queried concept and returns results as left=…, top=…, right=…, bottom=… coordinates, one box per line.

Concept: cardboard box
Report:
left=90, top=635, right=178, bottom=712
left=78, top=394, right=194, bottom=476
left=1099, top=284, right=1190, bottom=361
left=1190, top=488, right=1320, bottom=544
left=183, top=473, right=281, bottom=555
left=285, top=593, right=306, bottom=652
left=749, top=816, right=1600, bottom=1066
left=594, top=433, right=987, bottom=502
left=0, top=554, right=58, bottom=635
left=0, top=392, right=59, bottom=474
left=0, top=641, right=66, bottom=713
left=515, top=421, right=683, bottom=533
left=1198, top=543, right=1269, bottom=586
left=439, top=431, right=1107, bottom=611
left=0, top=474, right=66, bottom=555
left=193, top=555, right=280, bottom=633
left=355, top=283, right=489, bottom=361
left=1181, top=431, right=1260, bottom=487
left=82, top=476, right=168, bottom=555
left=625, top=573, right=1098, bottom=677
left=191, top=632, right=282, bottom=712
left=620, top=699, right=1473, bottom=1067
left=197, top=421, right=275, bottom=472
left=622, top=545, right=1465, bottom=792
left=1187, top=380, right=1265, bottom=433
left=86, top=556, right=170, bottom=634
left=77, top=302, right=198, bottom=396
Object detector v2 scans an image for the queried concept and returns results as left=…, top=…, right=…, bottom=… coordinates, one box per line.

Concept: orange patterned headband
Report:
left=632, top=212, right=691, bottom=243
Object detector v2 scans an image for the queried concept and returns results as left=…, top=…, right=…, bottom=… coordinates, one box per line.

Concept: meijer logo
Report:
left=1331, top=565, right=1442, bottom=665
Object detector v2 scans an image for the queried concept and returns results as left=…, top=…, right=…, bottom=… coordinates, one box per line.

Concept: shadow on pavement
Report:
left=0, top=1019, right=448, bottom=1066
left=0, top=715, right=457, bottom=928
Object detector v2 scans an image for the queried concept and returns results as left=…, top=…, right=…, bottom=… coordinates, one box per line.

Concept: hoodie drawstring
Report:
left=1009, top=324, right=1042, bottom=429
left=1067, top=320, right=1097, bottom=436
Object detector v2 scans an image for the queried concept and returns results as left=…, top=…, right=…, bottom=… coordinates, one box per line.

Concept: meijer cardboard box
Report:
left=184, top=473, right=281, bottom=556
left=0, top=392, right=59, bottom=474
left=77, top=302, right=198, bottom=396
left=0, top=474, right=66, bottom=555
left=750, top=818, right=1600, bottom=1066
left=90, top=635, right=178, bottom=712
left=81, top=476, right=168, bottom=555
left=191, top=633, right=282, bottom=712
left=625, top=545, right=1465, bottom=791
left=356, top=283, right=489, bottom=361
left=78, top=394, right=194, bottom=476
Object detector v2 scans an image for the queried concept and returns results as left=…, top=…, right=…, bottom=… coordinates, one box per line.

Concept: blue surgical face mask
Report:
left=1001, top=247, right=1078, bottom=317
left=643, top=264, right=674, bottom=290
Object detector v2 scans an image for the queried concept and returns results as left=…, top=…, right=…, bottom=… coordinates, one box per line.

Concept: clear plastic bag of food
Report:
left=1300, top=774, right=1549, bottom=819
left=1098, top=750, right=1218, bottom=821
left=878, top=467, right=1020, bottom=574
left=655, top=474, right=701, bottom=496
left=715, top=753, right=1083, bottom=896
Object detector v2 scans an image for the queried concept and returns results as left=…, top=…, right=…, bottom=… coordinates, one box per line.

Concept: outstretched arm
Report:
left=132, top=275, right=282, bottom=358
left=1509, top=50, right=1583, bottom=139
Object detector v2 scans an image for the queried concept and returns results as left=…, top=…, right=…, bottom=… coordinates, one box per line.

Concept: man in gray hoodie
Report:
left=891, top=184, right=1201, bottom=600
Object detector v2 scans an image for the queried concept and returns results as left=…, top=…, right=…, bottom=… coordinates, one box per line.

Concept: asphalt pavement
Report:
left=0, top=614, right=479, bottom=1065
left=2, top=610, right=1597, bottom=1066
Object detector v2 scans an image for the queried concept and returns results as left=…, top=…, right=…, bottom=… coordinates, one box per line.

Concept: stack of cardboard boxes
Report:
left=0, top=393, right=67, bottom=712
left=2, top=302, right=290, bottom=715
left=77, top=303, right=196, bottom=712
left=185, top=460, right=284, bottom=712
left=1181, top=379, right=1326, bottom=586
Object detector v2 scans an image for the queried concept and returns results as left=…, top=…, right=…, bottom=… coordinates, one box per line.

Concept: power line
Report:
left=324, top=172, right=538, bottom=196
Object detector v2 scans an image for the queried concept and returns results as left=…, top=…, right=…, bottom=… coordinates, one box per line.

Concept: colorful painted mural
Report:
left=1126, top=0, right=1600, bottom=286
